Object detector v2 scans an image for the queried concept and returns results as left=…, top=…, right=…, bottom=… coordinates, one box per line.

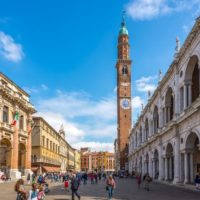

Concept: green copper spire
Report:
left=119, top=11, right=128, bottom=36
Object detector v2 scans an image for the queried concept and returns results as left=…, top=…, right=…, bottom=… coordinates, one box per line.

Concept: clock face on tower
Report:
left=120, top=98, right=131, bottom=109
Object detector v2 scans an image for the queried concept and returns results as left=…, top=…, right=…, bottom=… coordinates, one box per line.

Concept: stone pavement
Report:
left=0, top=178, right=200, bottom=200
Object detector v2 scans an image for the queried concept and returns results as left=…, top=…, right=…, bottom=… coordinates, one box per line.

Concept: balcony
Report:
left=32, top=156, right=61, bottom=166
left=0, top=122, right=14, bottom=133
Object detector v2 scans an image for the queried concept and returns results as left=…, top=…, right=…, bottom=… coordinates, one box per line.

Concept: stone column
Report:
left=190, top=153, right=194, bottom=183
left=10, top=121, right=21, bottom=179
left=198, top=63, right=200, bottom=95
left=184, top=153, right=189, bottom=184
left=188, top=84, right=192, bottom=106
left=183, top=84, right=187, bottom=109
left=152, top=159, right=155, bottom=178
left=169, top=157, right=172, bottom=180
left=149, top=154, right=152, bottom=177
left=165, top=157, right=168, bottom=181
left=173, top=136, right=180, bottom=183
left=25, top=115, right=32, bottom=176
left=158, top=145, right=164, bottom=180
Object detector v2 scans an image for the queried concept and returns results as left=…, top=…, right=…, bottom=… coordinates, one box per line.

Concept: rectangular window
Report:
left=46, top=139, right=49, bottom=149
left=19, top=115, right=24, bottom=130
left=3, top=106, right=9, bottom=123
left=42, top=136, right=45, bottom=146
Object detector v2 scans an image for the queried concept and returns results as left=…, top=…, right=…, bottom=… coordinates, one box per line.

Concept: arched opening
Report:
left=185, top=132, right=200, bottom=183
left=192, top=64, right=199, bottom=102
left=145, top=118, right=149, bottom=141
left=185, top=55, right=200, bottom=106
left=154, top=149, right=159, bottom=179
left=165, top=87, right=174, bottom=123
left=153, top=106, right=159, bottom=134
left=0, top=138, right=11, bottom=176
left=18, top=143, right=26, bottom=176
left=122, top=65, right=128, bottom=75
left=166, top=143, right=174, bottom=181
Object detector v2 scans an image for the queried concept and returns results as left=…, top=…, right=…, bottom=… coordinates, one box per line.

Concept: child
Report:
left=37, top=185, right=45, bottom=200
left=64, top=179, right=70, bottom=192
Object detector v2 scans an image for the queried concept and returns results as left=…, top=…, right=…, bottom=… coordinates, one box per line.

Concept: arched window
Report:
left=165, top=87, right=174, bottom=123
left=153, top=106, right=159, bottom=134
left=122, top=65, right=128, bottom=75
left=184, top=55, right=200, bottom=106
left=192, top=63, right=199, bottom=102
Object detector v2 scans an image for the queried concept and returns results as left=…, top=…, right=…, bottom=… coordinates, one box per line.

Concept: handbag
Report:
left=106, top=186, right=109, bottom=191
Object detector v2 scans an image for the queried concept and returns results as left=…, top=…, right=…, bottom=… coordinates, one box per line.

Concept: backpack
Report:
left=38, top=176, right=43, bottom=182
left=72, top=179, right=79, bottom=190
left=31, top=190, right=38, bottom=199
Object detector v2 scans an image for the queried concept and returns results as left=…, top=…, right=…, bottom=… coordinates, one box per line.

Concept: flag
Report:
left=11, top=111, right=19, bottom=126
left=28, top=120, right=35, bottom=134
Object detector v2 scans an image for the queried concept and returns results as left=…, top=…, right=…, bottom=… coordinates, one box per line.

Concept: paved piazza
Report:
left=0, top=178, right=199, bottom=200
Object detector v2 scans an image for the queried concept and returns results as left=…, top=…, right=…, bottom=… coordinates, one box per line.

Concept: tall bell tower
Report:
left=116, top=13, right=132, bottom=170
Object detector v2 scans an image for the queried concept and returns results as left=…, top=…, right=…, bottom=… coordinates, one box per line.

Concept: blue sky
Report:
left=0, top=0, right=200, bottom=151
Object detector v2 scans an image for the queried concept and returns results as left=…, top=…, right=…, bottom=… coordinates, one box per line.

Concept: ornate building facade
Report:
left=129, top=17, right=200, bottom=184
left=31, top=117, right=76, bottom=174
left=0, top=73, right=35, bottom=179
left=116, top=15, right=132, bottom=170
left=80, top=148, right=115, bottom=172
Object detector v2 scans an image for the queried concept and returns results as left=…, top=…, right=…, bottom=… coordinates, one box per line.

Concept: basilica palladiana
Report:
left=128, top=17, right=200, bottom=184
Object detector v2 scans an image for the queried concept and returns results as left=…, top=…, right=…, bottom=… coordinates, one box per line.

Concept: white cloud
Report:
left=135, top=75, right=157, bottom=92
left=34, top=91, right=117, bottom=151
left=41, top=84, right=48, bottom=90
left=126, top=0, right=200, bottom=20
left=132, top=96, right=144, bottom=109
left=23, top=84, right=49, bottom=94
left=0, top=31, right=24, bottom=62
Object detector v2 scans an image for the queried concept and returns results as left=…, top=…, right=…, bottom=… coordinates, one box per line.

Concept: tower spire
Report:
left=119, top=10, right=128, bottom=36
left=122, top=10, right=126, bottom=26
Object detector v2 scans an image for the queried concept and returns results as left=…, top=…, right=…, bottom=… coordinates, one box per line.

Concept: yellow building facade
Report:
left=31, top=117, right=76, bottom=174
left=74, top=150, right=81, bottom=172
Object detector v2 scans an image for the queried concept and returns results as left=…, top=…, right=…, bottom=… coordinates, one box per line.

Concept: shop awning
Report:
left=31, top=167, right=38, bottom=172
left=42, top=166, right=60, bottom=172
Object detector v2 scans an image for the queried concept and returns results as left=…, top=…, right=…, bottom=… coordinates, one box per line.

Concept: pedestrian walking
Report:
left=27, top=173, right=31, bottom=185
left=37, top=185, right=45, bottom=200
left=195, top=173, right=200, bottom=190
left=28, top=183, right=38, bottom=200
left=143, top=173, right=152, bottom=191
left=136, top=174, right=141, bottom=189
left=14, top=179, right=27, bottom=200
left=83, top=173, right=87, bottom=185
left=91, top=172, right=94, bottom=184
left=64, top=178, right=70, bottom=192
left=106, top=175, right=116, bottom=200
left=71, top=176, right=81, bottom=200
left=94, top=173, right=98, bottom=184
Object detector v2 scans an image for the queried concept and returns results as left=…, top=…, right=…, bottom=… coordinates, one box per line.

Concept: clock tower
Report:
left=116, top=13, right=132, bottom=170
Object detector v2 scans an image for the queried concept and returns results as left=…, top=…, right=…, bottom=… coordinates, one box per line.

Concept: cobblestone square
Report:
left=1, top=178, right=200, bottom=200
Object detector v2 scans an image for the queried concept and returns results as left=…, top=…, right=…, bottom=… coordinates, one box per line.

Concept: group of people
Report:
left=15, top=179, right=45, bottom=200
left=14, top=171, right=117, bottom=200
left=64, top=172, right=116, bottom=200
left=136, top=173, right=152, bottom=191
